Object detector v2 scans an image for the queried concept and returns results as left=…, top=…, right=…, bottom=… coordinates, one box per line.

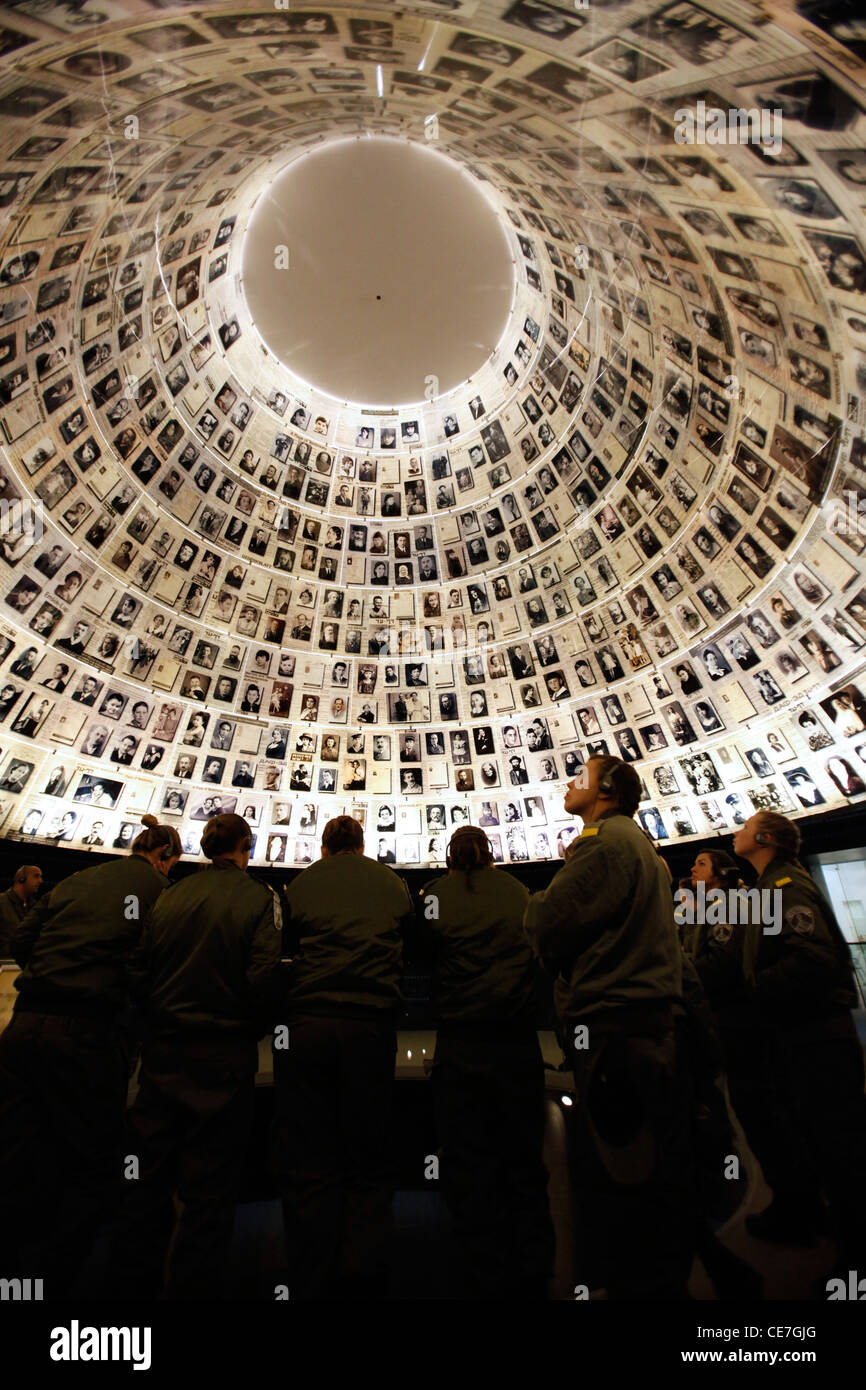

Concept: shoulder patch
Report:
left=580, top=826, right=600, bottom=837
left=785, top=905, right=815, bottom=936
left=775, top=876, right=792, bottom=886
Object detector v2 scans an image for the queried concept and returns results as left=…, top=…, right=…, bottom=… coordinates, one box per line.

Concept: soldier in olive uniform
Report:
left=734, top=811, right=866, bottom=1267
left=0, top=816, right=181, bottom=1294
left=685, top=845, right=824, bottom=1248
left=109, top=812, right=281, bottom=1299
left=274, top=815, right=413, bottom=1299
left=419, top=825, right=554, bottom=1298
left=525, top=755, right=696, bottom=1299
left=0, top=863, right=42, bottom=957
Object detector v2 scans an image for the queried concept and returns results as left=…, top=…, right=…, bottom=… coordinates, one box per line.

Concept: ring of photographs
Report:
left=0, top=1, right=865, bottom=868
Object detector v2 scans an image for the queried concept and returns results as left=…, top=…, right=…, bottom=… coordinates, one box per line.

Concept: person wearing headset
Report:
left=524, top=755, right=692, bottom=1300
left=416, top=825, right=554, bottom=1299
left=684, top=845, right=823, bottom=1259
left=734, top=811, right=866, bottom=1270
left=108, top=812, right=282, bottom=1300
left=0, top=815, right=182, bottom=1295
left=274, top=815, right=414, bottom=1300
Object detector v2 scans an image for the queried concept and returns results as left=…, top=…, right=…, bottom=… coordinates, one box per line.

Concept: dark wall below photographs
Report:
left=1, top=801, right=864, bottom=1028
left=2, top=800, right=864, bottom=897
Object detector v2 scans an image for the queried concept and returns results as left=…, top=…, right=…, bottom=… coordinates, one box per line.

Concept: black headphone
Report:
left=598, top=761, right=622, bottom=795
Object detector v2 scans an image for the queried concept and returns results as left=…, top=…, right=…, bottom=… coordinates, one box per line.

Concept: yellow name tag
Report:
left=580, top=826, right=600, bottom=837
left=775, top=876, right=792, bottom=886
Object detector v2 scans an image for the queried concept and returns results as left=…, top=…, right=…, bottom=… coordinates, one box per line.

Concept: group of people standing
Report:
left=0, top=755, right=863, bottom=1301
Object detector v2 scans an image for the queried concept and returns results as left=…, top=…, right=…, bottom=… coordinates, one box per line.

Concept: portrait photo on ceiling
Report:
left=0, top=0, right=864, bottom=871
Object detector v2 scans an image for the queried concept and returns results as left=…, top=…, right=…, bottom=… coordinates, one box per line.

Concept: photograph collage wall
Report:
left=0, top=0, right=864, bottom=879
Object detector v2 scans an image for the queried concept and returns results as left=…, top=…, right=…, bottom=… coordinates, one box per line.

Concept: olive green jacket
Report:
left=0, top=886, right=27, bottom=959
left=524, top=814, right=682, bottom=1025
left=13, top=854, right=169, bottom=1016
left=751, top=856, right=857, bottom=1022
left=285, top=853, right=413, bottom=1014
left=418, top=866, right=539, bottom=1024
left=132, top=860, right=281, bottom=1037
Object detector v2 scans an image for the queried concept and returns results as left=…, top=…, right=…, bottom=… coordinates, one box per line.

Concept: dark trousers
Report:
left=569, top=1022, right=697, bottom=1300
left=271, top=1014, right=396, bottom=1300
left=721, top=1025, right=821, bottom=1204
left=432, top=1024, right=554, bottom=1297
left=779, top=1019, right=866, bottom=1264
left=0, top=1009, right=128, bottom=1295
left=108, top=1033, right=257, bottom=1300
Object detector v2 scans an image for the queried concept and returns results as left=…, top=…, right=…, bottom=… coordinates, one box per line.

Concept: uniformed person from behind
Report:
left=273, top=814, right=413, bottom=1299
left=0, top=864, right=42, bottom=957
left=524, top=755, right=695, bottom=1299
left=685, top=845, right=824, bottom=1251
left=108, top=812, right=281, bottom=1299
left=734, top=810, right=866, bottom=1269
left=0, top=814, right=180, bottom=1294
left=673, top=848, right=762, bottom=1299
left=419, top=825, right=555, bottom=1299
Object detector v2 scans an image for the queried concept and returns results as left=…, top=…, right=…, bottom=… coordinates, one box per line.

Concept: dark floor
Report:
left=8, top=1012, right=853, bottom=1301
left=69, top=1168, right=838, bottom=1302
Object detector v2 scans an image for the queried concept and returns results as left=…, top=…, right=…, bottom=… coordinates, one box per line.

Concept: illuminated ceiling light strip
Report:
left=417, top=33, right=436, bottom=72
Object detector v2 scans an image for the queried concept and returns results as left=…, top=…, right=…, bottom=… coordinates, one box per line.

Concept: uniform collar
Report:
left=756, top=853, right=792, bottom=887
left=131, top=852, right=170, bottom=880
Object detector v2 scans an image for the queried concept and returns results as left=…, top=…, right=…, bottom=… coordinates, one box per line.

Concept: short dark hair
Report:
left=590, top=755, right=642, bottom=818
left=201, top=812, right=252, bottom=860
left=447, top=826, right=492, bottom=890
left=322, top=815, right=363, bottom=855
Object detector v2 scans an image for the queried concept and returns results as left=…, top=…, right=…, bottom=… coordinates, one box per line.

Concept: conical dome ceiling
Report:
left=0, top=0, right=865, bottom=865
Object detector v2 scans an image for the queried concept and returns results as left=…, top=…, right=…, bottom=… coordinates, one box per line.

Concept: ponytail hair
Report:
left=132, top=813, right=182, bottom=864
left=755, top=810, right=801, bottom=859
left=447, top=825, right=493, bottom=891
left=201, top=811, right=252, bottom=861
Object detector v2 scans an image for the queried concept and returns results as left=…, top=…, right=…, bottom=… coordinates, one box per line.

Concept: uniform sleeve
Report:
left=245, top=892, right=284, bottom=1034
left=0, top=896, right=18, bottom=958
left=524, top=840, right=632, bottom=968
left=753, top=885, right=849, bottom=1009
left=695, top=933, right=746, bottom=1002
left=12, top=892, right=55, bottom=968
left=124, top=914, right=153, bottom=1005
left=695, top=917, right=761, bottom=1004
